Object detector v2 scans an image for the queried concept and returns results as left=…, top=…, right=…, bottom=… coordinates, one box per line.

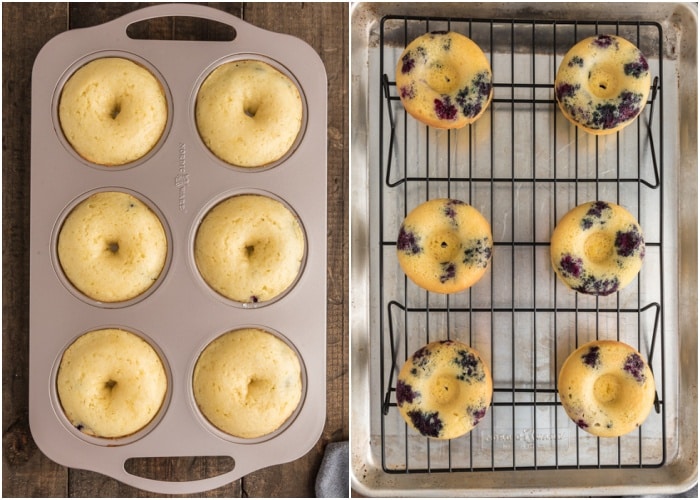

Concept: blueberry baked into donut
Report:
left=550, top=201, right=645, bottom=296
left=396, top=340, right=493, bottom=440
left=397, top=198, right=493, bottom=294
left=558, top=340, right=656, bottom=437
left=396, top=31, right=493, bottom=129
left=555, top=34, right=651, bottom=135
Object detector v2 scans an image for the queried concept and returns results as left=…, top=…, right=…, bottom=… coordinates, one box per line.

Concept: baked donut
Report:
left=396, top=340, right=492, bottom=439
left=396, top=31, right=493, bottom=129
left=195, top=59, right=303, bottom=167
left=558, top=340, right=656, bottom=437
left=194, top=194, right=305, bottom=304
left=56, top=328, right=168, bottom=438
left=550, top=200, right=644, bottom=296
left=397, top=198, right=493, bottom=293
left=57, top=191, right=168, bottom=303
left=192, top=328, right=303, bottom=439
left=555, top=34, right=651, bottom=135
left=58, top=57, right=168, bottom=166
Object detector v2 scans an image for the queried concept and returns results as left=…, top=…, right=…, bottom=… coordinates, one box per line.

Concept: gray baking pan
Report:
left=29, top=4, right=327, bottom=494
left=351, top=2, right=697, bottom=496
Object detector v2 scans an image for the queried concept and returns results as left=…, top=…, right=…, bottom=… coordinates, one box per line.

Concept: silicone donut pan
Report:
left=29, top=4, right=326, bottom=494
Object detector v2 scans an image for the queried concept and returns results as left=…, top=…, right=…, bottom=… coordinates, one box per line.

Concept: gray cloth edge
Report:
left=315, top=441, right=349, bottom=498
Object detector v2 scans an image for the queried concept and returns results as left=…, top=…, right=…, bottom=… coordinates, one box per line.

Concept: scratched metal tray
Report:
left=350, top=2, right=697, bottom=496
left=29, top=4, right=327, bottom=494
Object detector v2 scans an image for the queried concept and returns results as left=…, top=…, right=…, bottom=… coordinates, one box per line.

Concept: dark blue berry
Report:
left=559, top=254, right=583, bottom=279
left=396, top=379, right=419, bottom=405
left=592, top=34, right=616, bottom=49
left=444, top=199, right=465, bottom=219
left=568, top=55, right=584, bottom=67
left=591, top=92, right=642, bottom=130
left=556, top=82, right=579, bottom=100
left=581, top=345, right=601, bottom=368
left=623, top=353, right=646, bottom=383
left=454, top=350, right=484, bottom=382
left=455, top=72, right=491, bottom=118
left=575, top=275, right=619, bottom=296
left=576, top=419, right=589, bottom=429
left=397, top=226, right=421, bottom=255
left=407, top=409, right=443, bottom=437
left=470, top=405, right=487, bottom=426
left=587, top=201, right=610, bottom=219
left=624, top=55, right=649, bottom=78
left=412, top=345, right=432, bottom=369
left=400, top=85, right=415, bottom=99
left=463, top=238, right=492, bottom=268
left=434, top=97, right=457, bottom=120
left=401, top=53, right=415, bottom=74
left=581, top=201, right=610, bottom=229
left=439, top=262, right=456, bottom=283
left=615, top=227, right=643, bottom=257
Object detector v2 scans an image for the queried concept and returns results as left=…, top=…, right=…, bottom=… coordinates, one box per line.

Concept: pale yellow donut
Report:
left=550, top=201, right=644, bottom=296
left=58, top=57, right=168, bottom=165
left=56, top=328, right=168, bottom=438
left=192, top=328, right=303, bottom=439
left=558, top=340, right=656, bottom=437
left=397, top=198, right=493, bottom=294
left=396, top=340, right=492, bottom=439
left=195, top=60, right=303, bottom=167
left=555, top=34, right=651, bottom=135
left=57, top=191, right=168, bottom=303
left=194, top=194, right=305, bottom=304
left=396, top=31, right=493, bottom=129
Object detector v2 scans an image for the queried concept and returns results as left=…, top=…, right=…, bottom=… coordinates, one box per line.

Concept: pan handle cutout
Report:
left=126, top=16, right=236, bottom=42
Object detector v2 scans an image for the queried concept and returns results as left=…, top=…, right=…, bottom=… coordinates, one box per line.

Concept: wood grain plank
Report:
left=2, top=3, right=70, bottom=497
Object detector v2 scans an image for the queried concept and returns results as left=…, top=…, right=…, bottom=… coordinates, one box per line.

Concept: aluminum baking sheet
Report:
left=351, top=2, right=697, bottom=496
left=29, top=4, right=327, bottom=494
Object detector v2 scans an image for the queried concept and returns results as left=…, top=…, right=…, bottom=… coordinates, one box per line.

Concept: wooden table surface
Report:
left=2, top=2, right=348, bottom=497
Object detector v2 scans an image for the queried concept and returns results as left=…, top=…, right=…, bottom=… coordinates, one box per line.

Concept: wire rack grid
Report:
left=376, top=15, right=666, bottom=474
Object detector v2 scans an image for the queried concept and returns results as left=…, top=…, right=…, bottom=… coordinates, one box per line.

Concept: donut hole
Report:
left=244, top=102, right=259, bottom=118
left=588, top=64, right=619, bottom=99
left=428, top=231, right=461, bottom=261
left=593, top=373, right=621, bottom=404
left=584, top=231, right=614, bottom=264
left=245, top=376, right=273, bottom=403
left=107, top=241, right=120, bottom=254
left=431, top=375, right=459, bottom=405
left=427, top=64, right=460, bottom=94
left=110, top=102, right=122, bottom=120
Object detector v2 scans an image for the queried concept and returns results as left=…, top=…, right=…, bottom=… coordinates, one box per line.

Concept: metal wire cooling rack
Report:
left=377, top=15, right=665, bottom=473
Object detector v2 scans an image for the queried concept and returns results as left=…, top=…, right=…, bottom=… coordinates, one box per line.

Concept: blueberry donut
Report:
left=57, top=191, right=168, bottom=303
left=397, top=198, right=493, bottom=294
left=558, top=340, right=656, bottom=437
left=396, top=31, right=493, bottom=129
left=396, top=340, right=492, bottom=440
left=58, top=57, right=168, bottom=166
left=555, top=34, right=651, bottom=135
left=57, top=328, right=168, bottom=438
left=196, top=60, right=303, bottom=167
left=550, top=201, right=644, bottom=296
